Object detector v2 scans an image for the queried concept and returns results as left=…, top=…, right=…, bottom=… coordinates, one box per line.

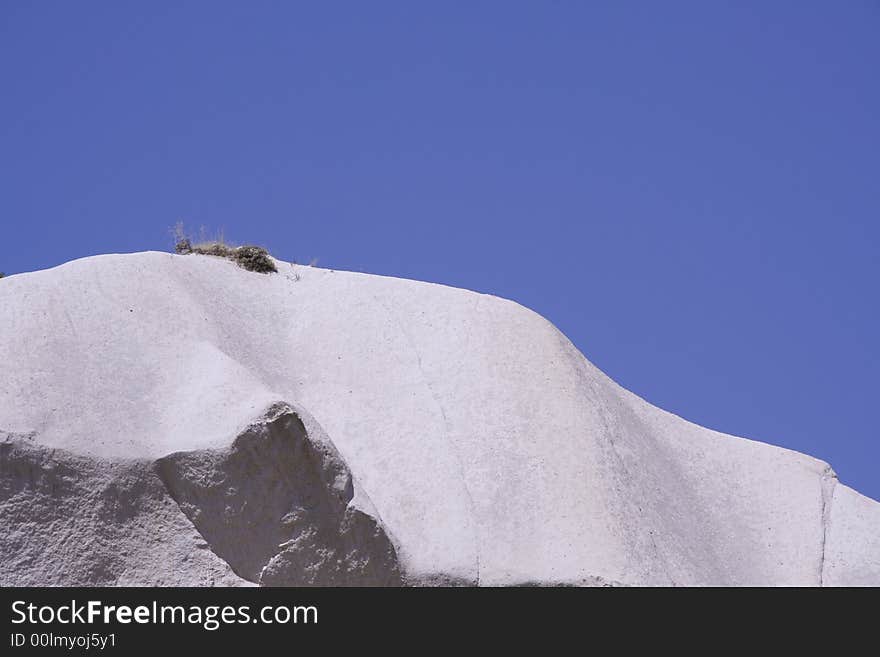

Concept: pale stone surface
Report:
left=0, top=251, right=877, bottom=586
left=823, top=484, right=880, bottom=586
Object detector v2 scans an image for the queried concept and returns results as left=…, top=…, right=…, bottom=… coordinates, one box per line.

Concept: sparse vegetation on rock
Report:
left=232, top=245, right=276, bottom=274
left=170, top=222, right=277, bottom=274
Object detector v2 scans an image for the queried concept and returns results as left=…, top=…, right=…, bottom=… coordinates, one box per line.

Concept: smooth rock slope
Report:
left=1, top=252, right=877, bottom=586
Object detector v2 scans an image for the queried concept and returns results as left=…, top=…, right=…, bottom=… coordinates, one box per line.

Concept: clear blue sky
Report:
left=2, top=2, right=878, bottom=501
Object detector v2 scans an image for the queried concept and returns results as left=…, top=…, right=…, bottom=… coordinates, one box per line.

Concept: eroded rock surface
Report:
left=1, top=252, right=878, bottom=586
left=156, top=403, right=401, bottom=586
left=0, top=434, right=244, bottom=586
left=0, top=404, right=401, bottom=586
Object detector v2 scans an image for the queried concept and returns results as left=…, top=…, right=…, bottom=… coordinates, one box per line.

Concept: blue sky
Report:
left=2, top=2, right=878, bottom=501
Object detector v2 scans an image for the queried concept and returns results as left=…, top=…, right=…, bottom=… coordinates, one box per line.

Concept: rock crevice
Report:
left=818, top=466, right=838, bottom=586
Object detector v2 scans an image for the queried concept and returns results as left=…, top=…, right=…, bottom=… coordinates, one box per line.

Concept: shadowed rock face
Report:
left=0, top=404, right=402, bottom=587
left=0, top=437, right=243, bottom=586
left=156, top=403, right=402, bottom=586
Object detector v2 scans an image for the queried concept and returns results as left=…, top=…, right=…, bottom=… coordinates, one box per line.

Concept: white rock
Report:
left=0, top=251, right=877, bottom=585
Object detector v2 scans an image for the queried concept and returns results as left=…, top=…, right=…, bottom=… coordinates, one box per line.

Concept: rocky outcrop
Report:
left=0, top=433, right=244, bottom=586
left=0, top=251, right=877, bottom=585
left=156, top=403, right=401, bottom=586
left=1, top=403, right=401, bottom=587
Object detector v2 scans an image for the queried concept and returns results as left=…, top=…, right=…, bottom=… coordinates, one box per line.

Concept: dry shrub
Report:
left=170, top=223, right=276, bottom=274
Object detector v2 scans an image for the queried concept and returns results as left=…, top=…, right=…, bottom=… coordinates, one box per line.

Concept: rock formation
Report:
left=1, top=252, right=877, bottom=585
